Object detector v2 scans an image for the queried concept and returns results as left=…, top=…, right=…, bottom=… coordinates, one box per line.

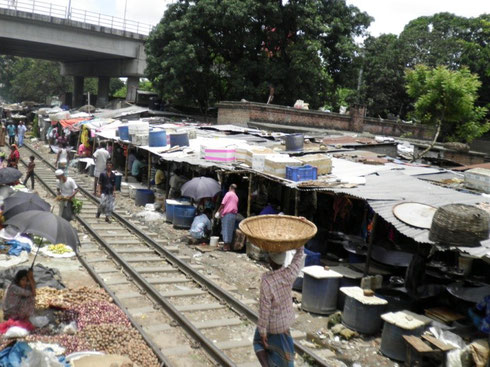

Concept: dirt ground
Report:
left=15, top=140, right=400, bottom=367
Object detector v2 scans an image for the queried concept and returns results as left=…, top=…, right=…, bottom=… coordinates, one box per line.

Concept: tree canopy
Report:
left=0, top=56, right=126, bottom=103
left=361, top=13, right=490, bottom=119
left=145, top=0, right=371, bottom=112
left=405, top=65, right=488, bottom=143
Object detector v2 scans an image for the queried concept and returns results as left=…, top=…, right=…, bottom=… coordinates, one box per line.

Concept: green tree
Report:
left=361, top=34, right=410, bottom=118
left=405, top=65, right=488, bottom=143
left=0, top=56, right=17, bottom=102
left=4, top=58, right=70, bottom=102
left=399, top=13, right=490, bottom=110
left=146, top=0, right=371, bottom=112
left=110, top=78, right=125, bottom=95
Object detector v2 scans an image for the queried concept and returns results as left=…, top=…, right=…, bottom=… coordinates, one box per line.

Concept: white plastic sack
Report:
left=133, top=210, right=165, bottom=222
left=5, top=326, right=29, bottom=338
left=20, top=348, right=63, bottom=367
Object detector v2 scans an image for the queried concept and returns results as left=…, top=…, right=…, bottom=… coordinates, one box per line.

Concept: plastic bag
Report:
left=294, top=100, right=305, bottom=109
left=30, top=315, right=49, bottom=328
left=20, top=348, right=63, bottom=367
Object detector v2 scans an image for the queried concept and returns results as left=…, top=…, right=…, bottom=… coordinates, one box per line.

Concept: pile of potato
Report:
left=81, top=324, right=159, bottom=367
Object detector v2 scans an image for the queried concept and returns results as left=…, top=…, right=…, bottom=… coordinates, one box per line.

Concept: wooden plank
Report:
left=422, top=335, right=456, bottom=352
left=424, top=307, right=464, bottom=323
left=403, top=335, right=433, bottom=353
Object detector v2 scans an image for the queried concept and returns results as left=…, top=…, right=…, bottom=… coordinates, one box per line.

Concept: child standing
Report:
left=23, top=155, right=35, bottom=190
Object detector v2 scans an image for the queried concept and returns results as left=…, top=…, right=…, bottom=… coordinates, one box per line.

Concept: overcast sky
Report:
left=48, top=0, right=488, bottom=36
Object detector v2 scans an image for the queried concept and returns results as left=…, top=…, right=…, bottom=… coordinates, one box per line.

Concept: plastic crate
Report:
left=286, top=165, right=318, bottom=182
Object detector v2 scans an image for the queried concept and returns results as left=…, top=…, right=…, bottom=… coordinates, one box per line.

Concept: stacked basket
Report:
left=429, top=204, right=489, bottom=246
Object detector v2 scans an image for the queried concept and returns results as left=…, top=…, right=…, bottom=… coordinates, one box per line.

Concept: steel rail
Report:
left=16, top=152, right=171, bottom=367
left=23, top=142, right=328, bottom=367
left=21, top=145, right=237, bottom=366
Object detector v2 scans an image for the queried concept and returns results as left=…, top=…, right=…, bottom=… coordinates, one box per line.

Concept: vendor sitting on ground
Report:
left=2, top=269, right=36, bottom=322
left=259, top=202, right=280, bottom=216
left=189, top=209, right=213, bottom=242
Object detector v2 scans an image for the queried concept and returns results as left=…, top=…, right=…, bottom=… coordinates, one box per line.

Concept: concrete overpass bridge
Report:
left=0, top=0, right=151, bottom=106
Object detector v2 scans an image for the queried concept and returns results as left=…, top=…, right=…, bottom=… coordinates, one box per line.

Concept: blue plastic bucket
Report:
left=173, top=205, right=196, bottom=229
left=169, top=132, right=189, bottom=147
left=149, top=129, right=167, bottom=147
left=118, top=126, right=130, bottom=141
left=134, top=189, right=155, bottom=206
left=114, top=173, right=122, bottom=191
left=165, top=199, right=178, bottom=223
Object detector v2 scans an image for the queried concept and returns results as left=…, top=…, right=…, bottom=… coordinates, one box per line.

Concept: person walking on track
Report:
left=55, top=169, right=78, bottom=221
left=7, top=122, right=16, bottom=146
left=254, top=246, right=305, bottom=367
left=17, top=121, right=27, bottom=147
left=23, top=155, right=35, bottom=190
left=92, top=142, right=110, bottom=195
left=96, top=160, right=116, bottom=224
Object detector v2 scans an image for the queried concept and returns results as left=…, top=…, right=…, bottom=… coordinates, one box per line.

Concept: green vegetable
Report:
left=72, top=198, right=83, bottom=215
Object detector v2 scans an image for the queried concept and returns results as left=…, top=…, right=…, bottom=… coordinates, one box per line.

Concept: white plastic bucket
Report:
left=210, top=236, right=219, bottom=247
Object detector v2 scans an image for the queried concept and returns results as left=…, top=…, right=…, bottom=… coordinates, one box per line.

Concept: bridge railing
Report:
left=0, top=0, right=153, bottom=35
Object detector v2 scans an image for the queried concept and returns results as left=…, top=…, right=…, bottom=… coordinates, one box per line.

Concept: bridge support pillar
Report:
left=126, top=76, right=139, bottom=103
left=73, top=76, right=84, bottom=108
left=97, top=77, right=110, bottom=107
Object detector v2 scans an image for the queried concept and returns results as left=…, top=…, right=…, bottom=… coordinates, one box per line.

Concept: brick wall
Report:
left=217, top=101, right=435, bottom=139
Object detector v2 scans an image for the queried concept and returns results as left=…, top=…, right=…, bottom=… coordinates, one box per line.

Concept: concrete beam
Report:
left=60, top=51, right=146, bottom=77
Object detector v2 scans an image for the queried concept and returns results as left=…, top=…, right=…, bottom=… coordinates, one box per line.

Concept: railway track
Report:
left=16, top=142, right=328, bottom=367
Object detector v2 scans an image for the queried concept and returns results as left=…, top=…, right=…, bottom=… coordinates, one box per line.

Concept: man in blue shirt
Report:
left=131, top=156, right=145, bottom=182
left=7, top=122, right=16, bottom=146
left=190, top=209, right=213, bottom=241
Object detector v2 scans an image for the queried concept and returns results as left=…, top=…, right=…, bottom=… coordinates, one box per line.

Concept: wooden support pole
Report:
left=247, top=173, right=253, bottom=217
left=294, top=190, right=300, bottom=216
left=165, top=163, right=171, bottom=199
left=75, top=128, right=82, bottom=156
left=124, top=144, right=129, bottom=183
left=147, top=150, right=151, bottom=189
left=364, top=213, right=378, bottom=276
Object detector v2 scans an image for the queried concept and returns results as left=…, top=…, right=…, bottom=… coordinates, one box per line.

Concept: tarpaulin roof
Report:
left=59, top=117, right=92, bottom=130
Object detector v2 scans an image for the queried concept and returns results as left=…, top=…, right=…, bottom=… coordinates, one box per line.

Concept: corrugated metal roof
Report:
left=327, top=172, right=490, bottom=257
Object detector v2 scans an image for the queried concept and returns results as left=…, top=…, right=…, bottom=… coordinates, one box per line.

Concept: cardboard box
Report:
left=464, top=168, right=490, bottom=193
left=264, top=155, right=302, bottom=178
left=298, top=154, right=332, bottom=175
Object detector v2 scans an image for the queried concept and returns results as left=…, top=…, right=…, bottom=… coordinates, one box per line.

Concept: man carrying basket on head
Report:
left=254, top=245, right=304, bottom=367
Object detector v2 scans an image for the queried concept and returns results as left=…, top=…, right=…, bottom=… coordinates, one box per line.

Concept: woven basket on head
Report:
left=429, top=204, right=490, bottom=246
left=238, top=215, right=317, bottom=253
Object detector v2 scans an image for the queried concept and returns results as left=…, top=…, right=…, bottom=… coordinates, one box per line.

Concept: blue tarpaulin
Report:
left=5, top=240, right=31, bottom=256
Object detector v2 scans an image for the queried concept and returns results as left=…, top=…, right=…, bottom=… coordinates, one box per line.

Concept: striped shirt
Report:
left=258, top=247, right=304, bottom=336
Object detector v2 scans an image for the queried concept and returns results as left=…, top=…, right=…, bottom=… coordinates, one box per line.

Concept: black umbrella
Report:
left=0, top=167, right=22, bottom=185
left=3, top=192, right=51, bottom=220
left=4, top=210, right=79, bottom=266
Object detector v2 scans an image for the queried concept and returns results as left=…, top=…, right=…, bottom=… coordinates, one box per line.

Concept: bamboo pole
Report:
left=124, top=144, right=129, bottom=183
left=147, top=150, right=151, bottom=189
left=246, top=173, right=252, bottom=217
left=363, top=213, right=378, bottom=276
left=294, top=190, right=299, bottom=216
